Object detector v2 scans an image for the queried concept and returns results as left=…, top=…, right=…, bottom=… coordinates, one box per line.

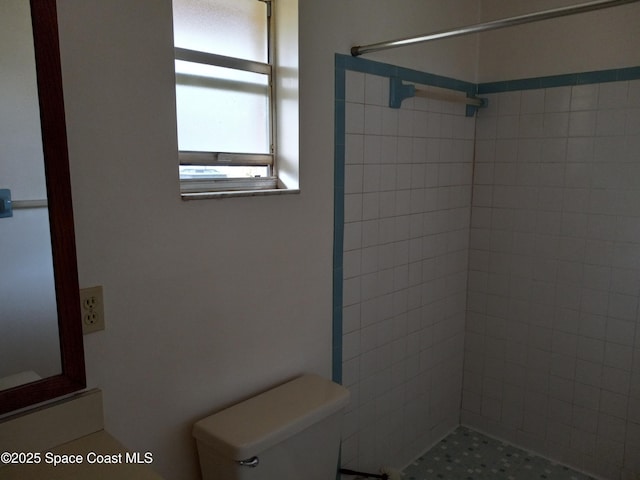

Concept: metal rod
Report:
left=12, top=199, right=48, bottom=209
left=414, top=87, right=484, bottom=107
left=351, top=0, right=640, bottom=56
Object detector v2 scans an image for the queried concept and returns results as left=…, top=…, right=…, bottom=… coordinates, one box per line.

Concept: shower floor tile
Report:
left=403, top=427, right=595, bottom=480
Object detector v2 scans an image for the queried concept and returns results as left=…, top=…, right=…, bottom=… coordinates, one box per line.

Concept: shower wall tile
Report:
left=341, top=70, right=474, bottom=472
left=464, top=79, right=640, bottom=480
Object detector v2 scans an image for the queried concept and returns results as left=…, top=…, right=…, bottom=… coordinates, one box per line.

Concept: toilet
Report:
left=193, top=374, right=350, bottom=480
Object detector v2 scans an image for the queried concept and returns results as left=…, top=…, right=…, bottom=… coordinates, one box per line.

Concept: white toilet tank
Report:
left=193, top=374, right=350, bottom=480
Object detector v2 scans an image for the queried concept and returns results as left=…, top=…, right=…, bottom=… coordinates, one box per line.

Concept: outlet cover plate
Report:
left=80, top=285, right=105, bottom=334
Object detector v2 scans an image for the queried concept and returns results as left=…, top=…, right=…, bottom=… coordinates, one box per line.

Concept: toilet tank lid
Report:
left=192, top=374, right=350, bottom=461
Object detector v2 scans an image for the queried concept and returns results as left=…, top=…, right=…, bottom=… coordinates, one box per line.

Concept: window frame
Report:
left=174, top=0, right=278, bottom=194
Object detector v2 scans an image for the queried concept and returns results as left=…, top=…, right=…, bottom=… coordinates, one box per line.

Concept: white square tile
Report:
left=571, top=84, right=599, bottom=111
left=346, top=102, right=365, bottom=134
left=345, top=71, right=365, bottom=103
left=579, top=313, right=607, bottom=339
left=577, top=335, right=605, bottom=362
left=364, top=74, right=385, bottom=106
left=398, top=109, right=414, bottom=138
left=412, top=110, right=428, bottom=138
left=360, top=297, right=382, bottom=327
left=575, top=358, right=602, bottom=387
left=606, top=318, right=636, bottom=346
left=342, top=276, right=361, bottom=307
left=582, top=264, right=611, bottom=291
left=550, top=352, right=576, bottom=379
left=361, top=219, right=379, bottom=247
left=498, top=91, right=522, bottom=115
left=593, top=136, right=626, bottom=163
left=345, top=134, right=364, bottom=165
left=361, top=272, right=380, bottom=302
left=364, top=105, right=383, bottom=135
left=549, top=375, right=574, bottom=402
left=343, top=330, right=361, bottom=361
left=341, top=358, right=360, bottom=388
left=474, top=139, right=496, bottom=163
left=566, top=137, right=594, bottom=162
left=601, top=366, right=630, bottom=395
left=364, top=134, right=382, bottom=164
left=497, top=115, right=520, bottom=139
left=596, top=109, right=627, bottom=136
left=427, top=112, right=443, bottom=138
left=519, top=114, right=544, bottom=138
left=626, top=108, right=640, bottom=135
left=362, top=192, right=380, bottom=220
left=607, top=293, right=638, bottom=321
left=520, top=89, right=545, bottom=114
left=381, top=108, right=398, bottom=136
left=379, top=164, right=397, bottom=192
left=380, top=136, right=398, bottom=164
left=599, top=390, right=628, bottom=419
left=544, top=112, right=570, bottom=137
left=409, top=164, right=426, bottom=188
left=344, top=193, right=363, bottom=223
left=545, top=86, right=572, bottom=112
left=569, top=111, right=597, bottom=137
left=573, top=382, right=600, bottom=410
left=580, top=288, right=609, bottom=316
left=541, top=138, right=567, bottom=164
left=361, top=246, right=380, bottom=275
left=598, top=81, right=628, bottom=109
left=363, top=164, right=381, bottom=193
left=379, top=191, right=396, bottom=218
left=345, top=164, right=364, bottom=194
left=343, top=221, right=362, bottom=252
left=572, top=405, right=599, bottom=433
left=395, top=190, right=411, bottom=216
left=610, top=268, right=640, bottom=295
left=343, top=249, right=362, bottom=279
left=604, top=343, right=633, bottom=371
left=342, top=303, right=361, bottom=333
left=629, top=80, right=640, bottom=106
left=597, top=412, right=627, bottom=440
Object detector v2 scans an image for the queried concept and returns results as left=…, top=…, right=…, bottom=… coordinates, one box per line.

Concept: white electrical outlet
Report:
left=80, top=286, right=105, bottom=334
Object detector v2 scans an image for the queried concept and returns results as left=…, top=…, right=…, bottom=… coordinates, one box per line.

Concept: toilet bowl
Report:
left=193, top=374, right=350, bottom=480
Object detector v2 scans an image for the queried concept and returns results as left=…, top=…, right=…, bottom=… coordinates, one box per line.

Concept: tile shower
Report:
left=335, top=57, right=640, bottom=480
left=338, top=67, right=475, bottom=471
left=463, top=80, right=640, bottom=479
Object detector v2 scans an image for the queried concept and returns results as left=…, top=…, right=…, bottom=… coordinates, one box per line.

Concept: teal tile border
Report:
left=336, top=53, right=477, bottom=95
left=332, top=54, right=640, bottom=385
left=333, top=61, right=345, bottom=384
left=331, top=54, right=479, bottom=384
left=477, top=65, right=640, bottom=94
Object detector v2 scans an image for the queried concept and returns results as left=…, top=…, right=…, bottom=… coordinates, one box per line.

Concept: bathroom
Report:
left=1, top=0, right=639, bottom=479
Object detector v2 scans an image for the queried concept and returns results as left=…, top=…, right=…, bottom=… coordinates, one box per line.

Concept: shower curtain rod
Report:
left=12, top=199, right=48, bottom=209
left=351, top=0, right=640, bottom=56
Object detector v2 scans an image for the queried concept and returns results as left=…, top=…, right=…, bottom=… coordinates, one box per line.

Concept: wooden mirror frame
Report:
left=0, top=0, right=85, bottom=416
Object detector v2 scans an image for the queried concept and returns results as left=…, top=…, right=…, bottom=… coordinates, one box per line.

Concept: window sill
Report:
left=181, top=187, right=300, bottom=200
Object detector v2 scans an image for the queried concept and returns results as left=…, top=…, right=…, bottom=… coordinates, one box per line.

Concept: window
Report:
left=173, top=0, right=297, bottom=196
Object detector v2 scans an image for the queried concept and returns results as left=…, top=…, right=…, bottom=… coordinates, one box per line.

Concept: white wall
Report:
left=25, top=0, right=638, bottom=478
left=55, top=1, right=478, bottom=479
left=479, top=0, right=640, bottom=82
left=58, top=1, right=327, bottom=478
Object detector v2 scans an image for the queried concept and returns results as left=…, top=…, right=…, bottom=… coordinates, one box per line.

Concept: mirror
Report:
left=0, top=0, right=85, bottom=415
